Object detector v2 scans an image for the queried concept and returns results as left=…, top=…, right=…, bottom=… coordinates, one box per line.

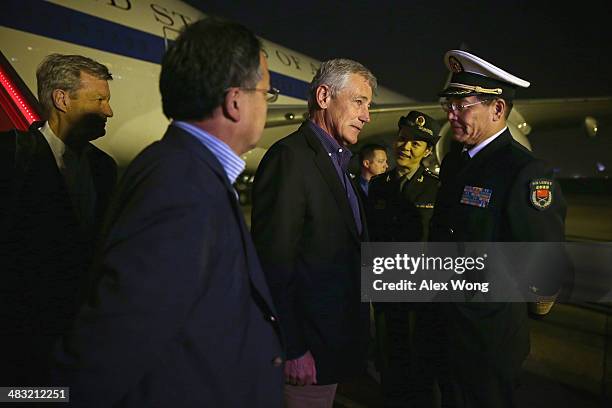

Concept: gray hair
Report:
left=308, top=58, right=377, bottom=114
left=36, top=54, right=112, bottom=117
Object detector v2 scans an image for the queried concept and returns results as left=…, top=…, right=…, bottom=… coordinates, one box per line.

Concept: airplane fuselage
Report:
left=0, top=0, right=411, bottom=172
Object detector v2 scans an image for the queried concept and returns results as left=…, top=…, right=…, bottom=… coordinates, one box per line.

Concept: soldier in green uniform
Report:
left=368, top=111, right=448, bottom=407
left=368, top=111, right=440, bottom=243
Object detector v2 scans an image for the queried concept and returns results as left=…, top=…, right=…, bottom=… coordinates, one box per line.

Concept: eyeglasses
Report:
left=440, top=99, right=487, bottom=113
left=240, top=87, right=280, bottom=103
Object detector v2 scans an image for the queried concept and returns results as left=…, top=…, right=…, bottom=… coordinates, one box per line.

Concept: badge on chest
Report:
left=460, top=185, right=492, bottom=208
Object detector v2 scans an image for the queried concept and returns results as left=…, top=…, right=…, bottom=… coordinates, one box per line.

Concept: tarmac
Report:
left=241, top=183, right=612, bottom=407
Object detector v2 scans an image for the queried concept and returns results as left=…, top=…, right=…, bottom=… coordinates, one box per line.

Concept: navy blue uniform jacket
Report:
left=429, top=130, right=567, bottom=388
left=368, top=164, right=440, bottom=242
left=52, top=125, right=283, bottom=407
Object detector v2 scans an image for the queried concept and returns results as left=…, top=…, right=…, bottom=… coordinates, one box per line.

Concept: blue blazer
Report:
left=52, top=125, right=283, bottom=407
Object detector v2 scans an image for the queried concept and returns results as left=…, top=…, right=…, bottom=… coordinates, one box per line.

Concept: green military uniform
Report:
left=368, top=164, right=439, bottom=242
left=369, top=165, right=447, bottom=407
left=366, top=111, right=448, bottom=408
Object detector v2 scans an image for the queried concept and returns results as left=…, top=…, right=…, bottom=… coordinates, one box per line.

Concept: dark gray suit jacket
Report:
left=252, top=122, right=369, bottom=385
left=0, top=122, right=116, bottom=385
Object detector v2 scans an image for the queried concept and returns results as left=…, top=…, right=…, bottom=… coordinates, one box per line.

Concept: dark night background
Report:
left=185, top=0, right=612, bottom=177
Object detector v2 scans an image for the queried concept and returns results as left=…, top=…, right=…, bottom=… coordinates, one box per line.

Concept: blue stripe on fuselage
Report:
left=1, top=0, right=309, bottom=100
left=2, top=0, right=166, bottom=64
left=270, top=71, right=308, bottom=101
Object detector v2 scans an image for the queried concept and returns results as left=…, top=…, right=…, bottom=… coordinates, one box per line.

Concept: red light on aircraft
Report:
left=0, top=64, right=40, bottom=130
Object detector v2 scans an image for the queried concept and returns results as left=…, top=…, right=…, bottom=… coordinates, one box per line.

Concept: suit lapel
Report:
left=302, top=125, right=360, bottom=243
left=165, top=126, right=278, bottom=316
left=444, top=131, right=511, bottom=183
left=15, top=125, right=63, bottom=193
left=402, top=165, right=425, bottom=201
left=467, top=130, right=512, bottom=170
left=443, top=131, right=513, bottom=201
left=19, top=125, right=74, bottom=211
left=349, top=173, right=369, bottom=241
left=87, top=148, right=115, bottom=228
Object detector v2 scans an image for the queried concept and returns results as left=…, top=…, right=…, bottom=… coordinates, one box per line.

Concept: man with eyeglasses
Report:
left=252, top=59, right=376, bottom=407
left=240, top=86, right=280, bottom=103
left=52, top=18, right=283, bottom=407
left=429, top=50, right=567, bottom=407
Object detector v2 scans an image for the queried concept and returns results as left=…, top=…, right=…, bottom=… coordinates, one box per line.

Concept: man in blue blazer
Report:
left=52, top=18, right=283, bottom=407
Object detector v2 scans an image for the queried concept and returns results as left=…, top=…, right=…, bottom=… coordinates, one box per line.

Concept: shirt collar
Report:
left=172, top=121, right=245, bottom=185
left=358, top=175, right=369, bottom=195
left=464, top=126, right=507, bottom=158
left=308, top=120, right=352, bottom=171
left=39, top=121, right=67, bottom=171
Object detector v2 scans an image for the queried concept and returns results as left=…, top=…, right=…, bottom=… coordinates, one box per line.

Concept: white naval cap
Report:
left=439, top=50, right=530, bottom=100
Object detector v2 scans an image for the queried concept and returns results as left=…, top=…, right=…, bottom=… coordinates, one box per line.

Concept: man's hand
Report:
left=284, top=350, right=317, bottom=386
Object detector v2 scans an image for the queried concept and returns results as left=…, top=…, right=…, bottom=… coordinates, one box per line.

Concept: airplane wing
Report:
left=512, top=96, right=612, bottom=134
left=266, top=96, right=612, bottom=141
left=257, top=97, right=612, bottom=172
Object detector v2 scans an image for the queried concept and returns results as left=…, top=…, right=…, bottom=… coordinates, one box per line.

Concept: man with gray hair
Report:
left=0, top=53, right=116, bottom=385
left=252, top=58, right=376, bottom=407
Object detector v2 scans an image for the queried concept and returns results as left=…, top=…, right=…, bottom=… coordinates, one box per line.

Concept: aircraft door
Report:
left=0, top=51, right=41, bottom=132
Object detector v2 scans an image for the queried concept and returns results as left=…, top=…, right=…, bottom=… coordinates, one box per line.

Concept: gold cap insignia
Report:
left=449, top=56, right=463, bottom=73
left=415, top=116, right=426, bottom=127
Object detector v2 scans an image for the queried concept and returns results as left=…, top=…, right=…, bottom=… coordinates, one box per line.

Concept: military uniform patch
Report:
left=460, top=185, right=492, bottom=208
left=424, top=168, right=439, bottom=179
left=530, top=179, right=553, bottom=210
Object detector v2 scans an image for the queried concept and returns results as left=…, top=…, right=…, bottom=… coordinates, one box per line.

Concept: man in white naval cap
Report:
left=429, top=50, right=568, bottom=407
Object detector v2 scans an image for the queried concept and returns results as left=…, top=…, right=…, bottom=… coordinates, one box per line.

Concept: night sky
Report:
left=185, top=0, right=612, bottom=177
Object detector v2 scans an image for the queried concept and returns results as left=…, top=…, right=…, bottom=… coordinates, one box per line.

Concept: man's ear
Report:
left=52, top=89, right=69, bottom=113
left=491, top=99, right=506, bottom=122
left=362, top=159, right=370, bottom=169
left=423, top=147, right=433, bottom=158
left=315, top=85, right=331, bottom=109
left=222, top=88, right=241, bottom=122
